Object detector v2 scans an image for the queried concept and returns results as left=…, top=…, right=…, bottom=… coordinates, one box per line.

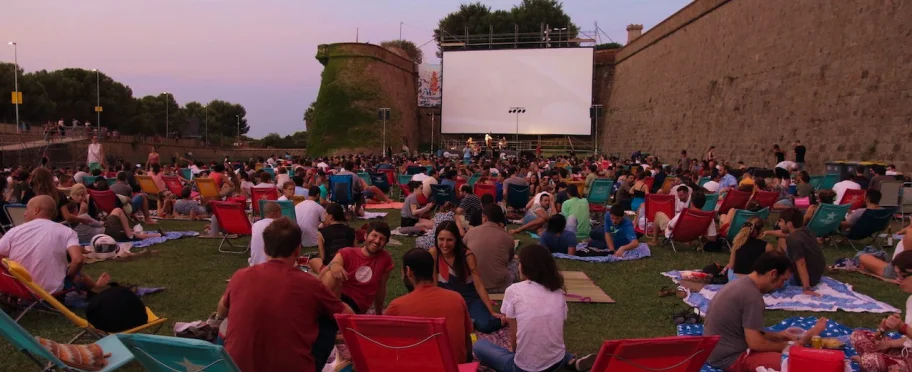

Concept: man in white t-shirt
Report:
left=421, top=168, right=439, bottom=198
left=295, top=186, right=325, bottom=248
left=86, top=136, right=104, bottom=172
left=703, top=173, right=721, bottom=194
left=249, top=202, right=282, bottom=266
left=664, top=192, right=718, bottom=240
left=832, top=172, right=861, bottom=205
left=0, top=196, right=108, bottom=294
left=411, top=171, right=429, bottom=182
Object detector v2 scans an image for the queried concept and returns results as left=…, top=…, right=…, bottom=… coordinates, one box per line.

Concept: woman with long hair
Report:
left=310, top=203, right=356, bottom=273
left=723, top=217, right=775, bottom=282
left=429, top=221, right=504, bottom=333
left=21, top=168, right=76, bottom=224
left=473, top=244, right=594, bottom=371
left=630, top=171, right=650, bottom=212
left=528, top=173, right=542, bottom=195
left=416, top=201, right=463, bottom=250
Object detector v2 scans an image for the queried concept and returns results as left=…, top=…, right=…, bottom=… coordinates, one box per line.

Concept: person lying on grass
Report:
left=857, top=218, right=911, bottom=282
left=850, top=250, right=912, bottom=372
left=509, top=192, right=554, bottom=235
left=68, top=184, right=161, bottom=243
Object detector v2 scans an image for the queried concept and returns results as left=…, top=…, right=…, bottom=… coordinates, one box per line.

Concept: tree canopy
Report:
left=0, top=62, right=250, bottom=140
left=380, top=40, right=424, bottom=65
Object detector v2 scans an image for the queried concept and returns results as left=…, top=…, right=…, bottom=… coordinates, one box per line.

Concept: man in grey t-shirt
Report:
left=779, top=208, right=825, bottom=294
left=704, top=252, right=827, bottom=371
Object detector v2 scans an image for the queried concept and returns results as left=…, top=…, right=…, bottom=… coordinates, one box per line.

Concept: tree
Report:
left=202, top=99, right=249, bottom=141
left=303, top=100, right=316, bottom=128
left=380, top=40, right=424, bottom=65
left=595, top=42, right=623, bottom=50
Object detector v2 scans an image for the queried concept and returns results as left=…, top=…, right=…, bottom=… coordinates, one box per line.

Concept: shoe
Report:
left=572, top=353, right=595, bottom=371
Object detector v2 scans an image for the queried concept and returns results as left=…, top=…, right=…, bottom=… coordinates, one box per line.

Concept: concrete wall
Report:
left=604, top=0, right=912, bottom=171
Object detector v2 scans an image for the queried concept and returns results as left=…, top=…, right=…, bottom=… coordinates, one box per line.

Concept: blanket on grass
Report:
left=552, top=243, right=652, bottom=263
left=663, top=271, right=899, bottom=316
left=677, top=316, right=902, bottom=372
left=357, top=211, right=387, bottom=220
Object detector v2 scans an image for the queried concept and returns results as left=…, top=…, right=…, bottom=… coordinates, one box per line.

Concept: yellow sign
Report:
left=95, top=106, right=103, bottom=112
left=10, top=91, right=22, bottom=104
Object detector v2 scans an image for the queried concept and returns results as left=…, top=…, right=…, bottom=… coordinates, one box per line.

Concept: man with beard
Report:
left=385, top=248, right=474, bottom=363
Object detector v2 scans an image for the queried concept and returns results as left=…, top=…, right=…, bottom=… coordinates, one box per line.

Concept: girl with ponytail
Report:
left=723, top=217, right=775, bottom=282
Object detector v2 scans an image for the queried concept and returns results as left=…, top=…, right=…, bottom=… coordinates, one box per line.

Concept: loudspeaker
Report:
left=589, top=106, right=603, bottom=119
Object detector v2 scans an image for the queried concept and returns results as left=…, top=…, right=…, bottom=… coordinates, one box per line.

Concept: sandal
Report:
left=676, top=287, right=688, bottom=299
left=658, top=286, right=676, bottom=297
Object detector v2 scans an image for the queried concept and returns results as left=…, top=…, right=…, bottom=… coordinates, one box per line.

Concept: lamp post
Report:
left=426, top=111, right=438, bottom=153
left=92, top=69, right=100, bottom=131
left=203, top=104, right=208, bottom=145
left=591, top=104, right=603, bottom=154
left=8, top=42, right=19, bottom=133
left=378, top=108, right=390, bottom=156
left=235, top=115, right=240, bottom=143
left=162, top=92, right=170, bottom=139
left=508, top=107, right=526, bottom=145
left=553, top=28, right=567, bottom=47
left=400, top=22, right=404, bottom=40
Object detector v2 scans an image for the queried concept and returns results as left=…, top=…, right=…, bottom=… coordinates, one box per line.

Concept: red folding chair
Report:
left=250, top=187, right=279, bottom=218
left=378, top=168, right=395, bottom=188
left=103, top=172, right=117, bottom=178
left=0, top=263, right=41, bottom=322
left=474, top=184, right=496, bottom=201
left=751, top=190, right=779, bottom=210
left=590, top=335, right=720, bottom=372
left=643, top=177, right=655, bottom=191
left=839, top=189, right=867, bottom=211
left=87, top=189, right=118, bottom=215
left=665, top=209, right=716, bottom=252
left=335, top=314, right=478, bottom=372
left=634, top=194, right=675, bottom=235
left=209, top=201, right=252, bottom=254
left=717, top=189, right=751, bottom=215
left=161, top=175, right=184, bottom=196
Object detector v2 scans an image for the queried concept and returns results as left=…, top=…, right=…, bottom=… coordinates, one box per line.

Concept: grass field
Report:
left=2, top=210, right=908, bottom=371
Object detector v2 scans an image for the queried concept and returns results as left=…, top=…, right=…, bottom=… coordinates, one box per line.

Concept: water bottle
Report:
left=886, top=227, right=894, bottom=248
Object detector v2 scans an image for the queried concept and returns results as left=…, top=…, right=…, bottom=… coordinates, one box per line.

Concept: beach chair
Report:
left=839, top=189, right=866, bottom=211
left=135, top=175, right=161, bottom=196
left=474, top=184, right=496, bottom=201
left=258, top=199, right=295, bottom=220
left=398, top=174, right=413, bottom=188
left=406, top=166, right=424, bottom=176
left=589, top=335, right=720, bottom=372
left=697, top=177, right=710, bottom=187
left=659, top=177, right=677, bottom=194
left=467, top=173, right=481, bottom=187
left=430, top=184, right=456, bottom=206
left=82, top=176, right=99, bottom=186
left=335, top=314, right=479, bottom=372
left=329, top=175, right=354, bottom=207
left=104, top=172, right=118, bottom=178
left=358, top=172, right=372, bottom=187
left=701, top=194, right=719, bottom=212
left=809, top=175, right=825, bottom=190
left=209, top=202, right=252, bottom=254
left=643, top=177, right=655, bottom=192
left=633, top=194, right=675, bottom=235
left=717, top=189, right=751, bottom=215
left=179, top=168, right=192, bottom=180
left=567, top=180, right=585, bottom=196
left=116, top=333, right=240, bottom=372
left=195, top=178, right=221, bottom=200
left=723, top=208, right=770, bottom=250
left=87, top=189, right=119, bottom=215
left=506, top=184, right=530, bottom=211
left=820, top=174, right=838, bottom=190
left=378, top=168, right=396, bottom=189
left=665, top=209, right=716, bottom=252
left=588, top=179, right=614, bottom=219
left=369, top=172, right=390, bottom=194
left=0, top=261, right=44, bottom=322
left=250, top=187, right=279, bottom=218
left=751, top=190, right=779, bottom=210
left=161, top=175, right=183, bottom=196
left=879, top=181, right=903, bottom=219
left=2, top=259, right=166, bottom=343
left=842, top=207, right=896, bottom=250
left=261, top=167, right=275, bottom=179
left=0, top=309, right=134, bottom=372
left=3, top=204, right=27, bottom=232
left=806, top=203, right=850, bottom=245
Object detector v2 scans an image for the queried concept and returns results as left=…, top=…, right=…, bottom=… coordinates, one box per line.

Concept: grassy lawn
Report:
left=2, top=210, right=907, bottom=370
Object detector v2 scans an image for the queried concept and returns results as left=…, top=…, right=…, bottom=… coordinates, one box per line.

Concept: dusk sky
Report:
left=4, top=0, right=690, bottom=137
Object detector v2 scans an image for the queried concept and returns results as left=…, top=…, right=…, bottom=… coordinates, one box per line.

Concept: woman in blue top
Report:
left=539, top=214, right=578, bottom=255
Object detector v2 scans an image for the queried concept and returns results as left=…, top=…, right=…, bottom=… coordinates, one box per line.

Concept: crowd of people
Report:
left=1, top=136, right=911, bottom=372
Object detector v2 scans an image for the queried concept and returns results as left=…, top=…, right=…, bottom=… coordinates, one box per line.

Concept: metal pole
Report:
left=11, top=43, right=19, bottom=133
left=95, top=70, right=100, bottom=130
left=236, top=115, right=240, bottom=141
left=430, top=113, right=434, bottom=153
left=399, top=22, right=403, bottom=40
left=165, top=94, right=169, bottom=139
left=204, top=105, right=208, bottom=145
left=383, top=113, right=387, bottom=156
left=515, top=112, right=519, bottom=143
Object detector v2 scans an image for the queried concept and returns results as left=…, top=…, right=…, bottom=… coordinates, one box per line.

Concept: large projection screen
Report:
left=441, top=48, right=593, bottom=135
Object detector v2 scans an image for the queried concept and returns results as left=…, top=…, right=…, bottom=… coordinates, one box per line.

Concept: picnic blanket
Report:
left=663, top=271, right=899, bottom=316
left=488, top=271, right=614, bottom=303
left=365, top=202, right=403, bottom=210
left=677, top=316, right=900, bottom=372
left=552, top=243, right=651, bottom=263
left=357, top=211, right=387, bottom=220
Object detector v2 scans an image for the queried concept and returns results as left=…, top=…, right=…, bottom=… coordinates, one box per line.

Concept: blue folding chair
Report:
left=724, top=208, right=770, bottom=249
left=806, top=203, right=850, bottom=242
left=430, top=184, right=456, bottom=205
left=0, top=309, right=133, bottom=371
left=258, top=199, right=296, bottom=220
left=701, top=193, right=720, bottom=212
left=329, top=175, right=354, bottom=206
left=116, top=333, right=240, bottom=372
left=506, top=184, right=531, bottom=210
left=179, top=168, right=193, bottom=180
left=357, top=172, right=372, bottom=187
left=843, top=207, right=896, bottom=250
left=369, top=172, right=390, bottom=194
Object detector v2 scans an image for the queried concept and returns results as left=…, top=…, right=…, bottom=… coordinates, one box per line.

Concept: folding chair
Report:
left=250, top=187, right=279, bottom=218
left=717, top=189, right=751, bottom=215
left=467, top=174, right=481, bottom=187
left=87, top=189, right=119, bottom=216
left=665, top=209, right=716, bottom=252
left=103, top=172, right=118, bottom=178
left=0, top=309, right=134, bottom=372
left=567, top=180, right=585, bottom=197
left=843, top=207, right=896, bottom=250
left=724, top=208, right=770, bottom=249
left=879, top=181, right=903, bottom=220
left=0, top=262, right=44, bottom=322
left=82, top=176, right=99, bottom=186
left=369, top=172, right=390, bottom=194
left=659, top=177, right=677, bottom=194
left=506, top=184, right=530, bottom=211
left=2, top=259, right=166, bottom=343
left=588, top=179, right=614, bottom=220
left=105, top=178, right=117, bottom=187
left=474, top=184, right=496, bottom=201
left=809, top=175, right=825, bottom=190
left=806, top=203, right=850, bottom=246
left=406, top=166, right=424, bottom=176
left=258, top=199, right=295, bottom=220
left=589, top=335, right=720, bottom=372
left=179, top=168, right=193, bottom=180
left=161, top=175, right=183, bottom=196
left=643, top=177, right=655, bottom=192
left=329, top=175, right=354, bottom=213
left=335, top=314, right=479, bottom=372
left=751, top=190, right=779, bottom=210
left=839, top=189, right=867, bottom=211
left=430, top=184, right=456, bottom=206
left=697, top=177, right=710, bottom=187
left=819, top=174, right=839, bottom=190
left=134, top=175, right=161, bottom=196
left=209, top=202, right=252, bottom=254
left=2, top=204, right=26, bottom=232
left=261, top=167, right=275, bottom=179
left=116, top=333, right=240, bottom=372
left=701, top=194, right=719, bottom=212
left=195, top=178, right=221, bottom=200
left=634, top=194, right=675, bottom=236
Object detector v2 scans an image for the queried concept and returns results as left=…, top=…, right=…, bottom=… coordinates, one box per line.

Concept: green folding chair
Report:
left=806, top=203, right=850, bottom=247
left=357, top=172, right=372, bottom=186
left=258, top=199, right=296, bottom=220
left=819, top=174, right=838, bottom=190
left=808, top=175, right=825, bottom=190
left=116, top=333, right=241, bottom=372
left=724, top=208, right=770, bottom=249
left=701, top=193, right=719, bottom=212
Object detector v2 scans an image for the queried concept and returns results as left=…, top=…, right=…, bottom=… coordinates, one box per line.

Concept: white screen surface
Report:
left=441, top=48, right=593, bottom=135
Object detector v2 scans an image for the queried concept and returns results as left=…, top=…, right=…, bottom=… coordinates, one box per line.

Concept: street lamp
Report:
left=162, top=92, right=170, bottom=139
left=92, top=69, right=100, bottom=131
left=553, top=27, right=567, bottom=47
left=8, top=42, right=19, bottom=133
left=426, top=111, right=438, bottom=153
left=235, top=114, right=240, bottom=143
left=378, top=108, right=390, bottom=156
left=508, top=107, right=526, bottom=145
left=203, top=104, right=208, bottom=145
left=591, top=104, right=603, bottom=154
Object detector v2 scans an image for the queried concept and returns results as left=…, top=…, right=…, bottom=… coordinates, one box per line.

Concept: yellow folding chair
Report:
left=195, top=178, right=221, bottom=200
left=2, top=259, right=166, bottom=343
left=135, top=175, right=161, bottom=196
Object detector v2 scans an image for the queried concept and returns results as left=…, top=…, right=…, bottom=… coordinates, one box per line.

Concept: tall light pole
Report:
left=553, top=27, right=567, bottom=47
left=426, top=111, right=437, bottom=153
left=508, top=107, right=526, bottom=145
left=399, top=22, right=404, bottom=40
left=203, top=104, right=208, bottom=145
left=378, top=108, right=390, bottom=156
left=235, top=114, right=240, bottom=143
left=92, top=69, right=100, bottom=131
left=162, top=92, right=170, bottom=138
left=591, top=104, right=603, bottom=154
left=8, top=42, right=20, bottom=133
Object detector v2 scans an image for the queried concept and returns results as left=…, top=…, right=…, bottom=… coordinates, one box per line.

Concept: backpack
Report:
left=86, top=284, right=148, bottom=333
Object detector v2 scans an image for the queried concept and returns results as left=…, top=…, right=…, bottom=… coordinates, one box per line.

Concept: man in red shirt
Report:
left=385, top=248, right=474, bottom=363
left=320, top=221, right=394, bottom=314
left=215, top=217, right=352, bottom=372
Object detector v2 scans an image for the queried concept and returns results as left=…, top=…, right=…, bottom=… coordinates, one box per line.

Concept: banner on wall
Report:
left=418, top=64, right=442, bottom=107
